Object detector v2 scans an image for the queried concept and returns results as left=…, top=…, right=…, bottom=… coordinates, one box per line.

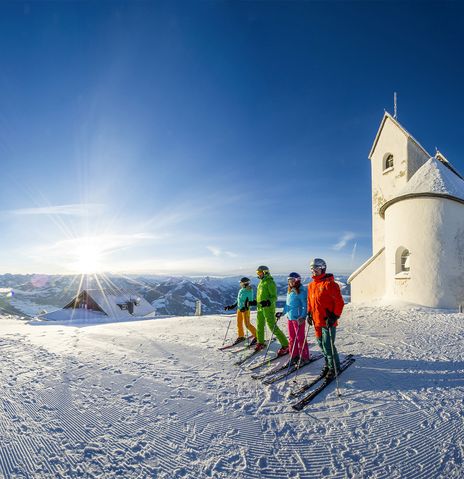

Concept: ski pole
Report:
left=292, top=320, right=311, bottom=384
left=283, top=323, right=300, bottom=387
left=222, top=314, right=233, bottom=346
left=326, top=319, right=341, bottom=397
left=262, top=312, right=283, bottom=364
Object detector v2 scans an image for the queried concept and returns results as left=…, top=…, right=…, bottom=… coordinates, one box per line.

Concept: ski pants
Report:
left=287, top=320, right=309, bottom=360
left=236, top=310, right=257, bottom=338
left=256, top=306, right=289, bottom=347
left=316, top=326, right=340, bottom=370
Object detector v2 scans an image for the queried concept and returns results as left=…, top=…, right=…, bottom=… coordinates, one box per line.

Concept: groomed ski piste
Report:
left=0, top=303, right=463, bottom=478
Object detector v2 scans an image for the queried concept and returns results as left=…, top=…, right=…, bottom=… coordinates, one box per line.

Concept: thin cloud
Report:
left=142, top=190, right=248, bottom=231
left=207, top=246, right=238, bottom=258
left=332, top=232, right=356, bottom=251
left=207, top=246, right=221, bottom=257
left=6, top=203, right=105, bottom=217
left=45, top=233, right=161, bottom=255
left=351, top=241, right=358, bottom=265
left=27, top=232, right=161, bottom=265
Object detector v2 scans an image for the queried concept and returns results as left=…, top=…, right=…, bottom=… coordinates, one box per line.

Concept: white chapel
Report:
left=348, top=112, right=464, bottom=309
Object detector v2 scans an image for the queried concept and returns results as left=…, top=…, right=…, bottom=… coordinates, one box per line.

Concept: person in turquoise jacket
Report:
left=249, top=265, right=289, bottom=355
left=224, top=277, right=257, bottom=345
left=276, top=272, right=310, bottom=365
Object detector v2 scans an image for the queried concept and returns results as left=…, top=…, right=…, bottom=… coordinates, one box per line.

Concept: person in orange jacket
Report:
left=306, top=258, right=344, bottom=378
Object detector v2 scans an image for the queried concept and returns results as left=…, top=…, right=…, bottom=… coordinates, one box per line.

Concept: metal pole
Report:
left=262, top=313, right=283, bottom=364
left=283, top=321, right=300, bottom=386
left=291, top=320, right=311, bottom=384
left=222, top=314, right=233, bottom=345
left=326, top=319, right=341, bottom=397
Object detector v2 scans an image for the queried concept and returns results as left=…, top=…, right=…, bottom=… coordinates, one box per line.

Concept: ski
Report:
left=234, top=340, right=275, bottom=366
left=291, top=356, right=356, bottom=411
left=262, top=354, right=323, bottom=385
left=248, top=351, right=288, bottom=373
left=218, top=337, right=247, bottom=351
left=251, top=356, right=288, bottom=379
left=228, top=341, right=258, bottom=354
left=289, top=354, right=354, bottom=398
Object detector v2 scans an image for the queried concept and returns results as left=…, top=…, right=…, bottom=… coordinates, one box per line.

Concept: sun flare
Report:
left=73, top=240, right=102, bottom=274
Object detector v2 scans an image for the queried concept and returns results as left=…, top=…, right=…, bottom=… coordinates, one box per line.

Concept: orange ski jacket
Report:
left=307, top=273, right=344, bottom=337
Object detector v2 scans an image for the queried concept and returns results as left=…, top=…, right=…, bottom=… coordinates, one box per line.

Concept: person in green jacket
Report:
left=249, top=265, right=289, bottom=355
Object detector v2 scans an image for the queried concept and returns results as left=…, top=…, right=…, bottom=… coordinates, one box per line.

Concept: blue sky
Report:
left=1, top=1, right=463, bottom=276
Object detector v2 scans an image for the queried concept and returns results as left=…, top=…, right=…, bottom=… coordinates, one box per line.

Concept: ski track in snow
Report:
left=0, top=304, right=463, bottom=478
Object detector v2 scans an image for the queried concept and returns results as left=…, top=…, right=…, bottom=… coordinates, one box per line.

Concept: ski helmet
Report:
left=256, top=265, right=270, bottom=276
left=239, top=277, right=251, bottom=286
left=287, top=272, right=301, bottom=281
left=310, top=258, right=327, bottom=272
left=287, top=272, right=301, bottom=286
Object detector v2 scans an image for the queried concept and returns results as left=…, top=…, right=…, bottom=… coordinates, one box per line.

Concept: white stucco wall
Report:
left=406, top=138, right=430, bottom=181
left=370, top=118, right=411, bottom=253
left=384, top=197, right=464, bottom=308
left=348, top=248, right=386, bottom=303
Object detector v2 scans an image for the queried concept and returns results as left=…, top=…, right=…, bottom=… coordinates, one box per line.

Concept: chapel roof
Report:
left=397, top=155, right=464, bottom=199
left=380, top=155, right=464, bottom=217
left=369, top=111, right=429, bottom=160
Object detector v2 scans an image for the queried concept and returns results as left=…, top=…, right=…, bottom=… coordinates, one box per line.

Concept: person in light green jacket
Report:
left=249, top=265, right=289, bottom=356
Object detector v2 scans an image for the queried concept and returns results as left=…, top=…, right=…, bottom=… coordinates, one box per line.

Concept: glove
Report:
left=325, top=309, right=339, bottom=327
left=306, top=313, right=313, bottom=326
left=224, top=303, right=237, bottom=311
left=259, top=299, right=271, bottom=308
left=248, top=300, right=257, bottom=307
left=275, top=311, right=283, bottom=319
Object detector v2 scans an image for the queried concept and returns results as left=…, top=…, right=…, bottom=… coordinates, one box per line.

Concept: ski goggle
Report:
left=287, top=276, right=300, bottom=282
left=310, top=266, right=323, bottom=273
left=256, top=270, right=268, bottom=275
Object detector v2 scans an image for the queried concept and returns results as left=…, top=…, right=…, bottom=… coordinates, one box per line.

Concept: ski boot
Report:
left=325, top=368, right=336, bottom=379
left=277, top=346, right=289, bottom=357
left=320, top=361, right=329, bottom=377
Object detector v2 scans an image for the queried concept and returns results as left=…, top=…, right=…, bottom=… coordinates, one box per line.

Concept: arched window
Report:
left=401, top=249, right=410, bottom=272
left=395, top=246, right=410, bottom=276
left=384, top=153, right=394, bottom=170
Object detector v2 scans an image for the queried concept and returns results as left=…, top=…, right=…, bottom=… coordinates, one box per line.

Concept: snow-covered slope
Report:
left=1, top=303, right=462, bottom=478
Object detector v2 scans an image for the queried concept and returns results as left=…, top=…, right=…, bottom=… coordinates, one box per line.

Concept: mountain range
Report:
left=0, top=273, right=350, bottom=318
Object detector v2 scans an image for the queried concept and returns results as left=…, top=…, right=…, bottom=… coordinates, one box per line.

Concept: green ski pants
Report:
left=256, top=307, right=289, bottom=347
left=316, top=326, right=340, bottom=370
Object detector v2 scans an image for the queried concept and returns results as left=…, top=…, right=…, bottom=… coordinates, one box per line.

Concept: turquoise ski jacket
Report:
left=237, top=286, right=254, bottom=310
left=282, top=285, right=307, bottom=321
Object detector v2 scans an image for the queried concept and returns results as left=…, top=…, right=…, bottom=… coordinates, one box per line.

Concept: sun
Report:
left=73, top=240, right=102, bottom=274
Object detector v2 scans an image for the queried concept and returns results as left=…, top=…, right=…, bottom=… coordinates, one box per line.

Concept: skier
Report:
left=249, top=265, right=289, bottom=355
left=276, top=272, right=310, bottom=365
left=306, top=258, right=344, bottom=378
left=224, top=277, right=257, bottom=345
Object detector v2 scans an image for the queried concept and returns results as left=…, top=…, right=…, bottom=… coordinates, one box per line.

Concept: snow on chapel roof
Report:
left=400, top=155, right=464, bottom=197
left=380, top=155, right=464, bottom=217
